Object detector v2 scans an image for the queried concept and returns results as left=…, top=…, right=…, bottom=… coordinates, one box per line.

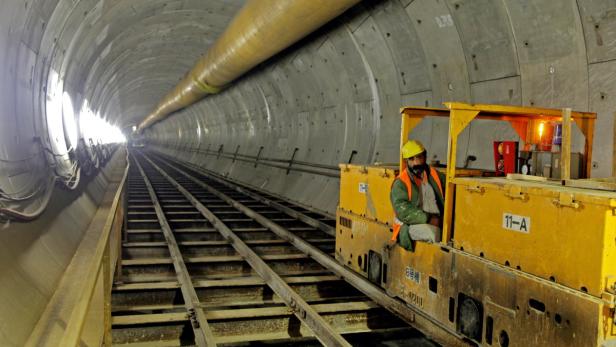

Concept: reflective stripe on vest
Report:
left=391, top=167, right=443, bottom=241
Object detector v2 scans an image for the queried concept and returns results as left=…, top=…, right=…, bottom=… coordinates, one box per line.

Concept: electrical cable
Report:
left=0, top=175, right=55, bottom=221
left=61, top=164, right=81, bottom=191
left=0, top=181, right=46, bottom=201
left=0, top=155, right=50, bottom=201
left=0, top=150, right=44, bottom=163
left=0, top=143, right=117, bottom=220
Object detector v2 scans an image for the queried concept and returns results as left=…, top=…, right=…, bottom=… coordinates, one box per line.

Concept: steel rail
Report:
left=132, top=155, right=216, bottom=346
left=137, top=152, right=352, bottom=347
left=146, top=152, right=469, bottom=347
left=162, top=155, right=335, bottom=236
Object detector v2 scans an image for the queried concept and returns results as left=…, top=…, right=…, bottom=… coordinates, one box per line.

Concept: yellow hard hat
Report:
left=401, top=140, right=426, bottom=159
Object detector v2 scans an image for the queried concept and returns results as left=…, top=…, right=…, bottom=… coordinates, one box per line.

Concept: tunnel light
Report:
left=132, top=125, right=137, bottom=132
left=62, top=92, right=78, bottom=149
left=538, top=122, right=545, bottom=142
left=46, top=70, right=69, bottom=154
left=79, top=100, right=126, bottom=144
left=79, top=100, right=95, bottom=142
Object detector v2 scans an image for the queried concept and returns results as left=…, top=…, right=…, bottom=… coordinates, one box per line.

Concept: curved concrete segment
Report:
left=1, top=1, right=616, bottom=346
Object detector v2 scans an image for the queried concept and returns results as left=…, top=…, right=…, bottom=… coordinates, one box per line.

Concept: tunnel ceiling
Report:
left=87, top=1, right=244, bottom=126
left=3, top=1, right=616, bottom=146
left=11, top=0, right=244, bottom=127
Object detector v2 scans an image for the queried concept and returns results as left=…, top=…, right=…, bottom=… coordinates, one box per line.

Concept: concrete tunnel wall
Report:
left=1, top=0, right=616, bottom=346
left=146, top=0, right=616, bottom=215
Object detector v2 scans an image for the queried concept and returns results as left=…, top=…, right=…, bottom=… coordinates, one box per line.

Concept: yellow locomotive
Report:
left=336, top=103, right=615, bottom=346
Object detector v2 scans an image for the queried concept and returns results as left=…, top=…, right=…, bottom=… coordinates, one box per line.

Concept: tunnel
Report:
left=1, top=1, right=615, bottom=346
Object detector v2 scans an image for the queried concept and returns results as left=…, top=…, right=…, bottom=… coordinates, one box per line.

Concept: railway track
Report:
left=111, top=150, right=438, bottom=346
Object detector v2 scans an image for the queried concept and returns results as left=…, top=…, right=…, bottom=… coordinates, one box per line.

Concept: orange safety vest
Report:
left=391, top=167, right=444, bottom=241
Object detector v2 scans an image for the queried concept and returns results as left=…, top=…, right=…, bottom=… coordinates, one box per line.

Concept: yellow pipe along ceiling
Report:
left=137, top=0, right=361, bottom=132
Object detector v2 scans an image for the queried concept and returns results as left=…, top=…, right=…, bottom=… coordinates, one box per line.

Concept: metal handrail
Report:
left=183, top=145, right=341, bottom=171
left=155, top=145, right=342, bottom=178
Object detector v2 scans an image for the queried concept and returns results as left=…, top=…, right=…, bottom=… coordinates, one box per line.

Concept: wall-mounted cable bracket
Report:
left=286, top=148, right=299, bottom=175
left=232, top=145, right=240, bottom=163
left=254, top=146, right=264, bottom=168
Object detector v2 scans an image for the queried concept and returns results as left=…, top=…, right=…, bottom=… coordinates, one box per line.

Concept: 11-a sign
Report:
left=502, top=213, right=531, bottom=233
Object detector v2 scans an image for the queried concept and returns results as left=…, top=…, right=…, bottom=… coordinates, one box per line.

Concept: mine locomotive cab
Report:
left=336, top=103, right=615, bottom=347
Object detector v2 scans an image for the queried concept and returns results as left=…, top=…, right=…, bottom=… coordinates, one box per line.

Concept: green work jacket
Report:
left=390, top=166, right=446, bottom=249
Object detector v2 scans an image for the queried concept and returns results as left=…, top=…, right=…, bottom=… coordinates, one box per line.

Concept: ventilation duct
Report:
left=137, top=0, right=360, bottom=131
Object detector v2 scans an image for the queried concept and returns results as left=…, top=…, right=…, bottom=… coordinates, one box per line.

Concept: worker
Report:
left=390, top=140, right=445, bottom=251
